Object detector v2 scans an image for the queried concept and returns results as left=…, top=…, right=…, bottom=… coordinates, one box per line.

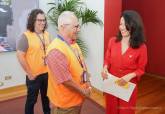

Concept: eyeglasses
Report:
left=74, top=24, right=81, bottom=29
left=64, top=24, right=81, bottom=29
left=36, top=19, right=46, bottom=22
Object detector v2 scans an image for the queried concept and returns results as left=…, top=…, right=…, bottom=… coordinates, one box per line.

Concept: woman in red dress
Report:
left=101, top=10, right=148, bottom=114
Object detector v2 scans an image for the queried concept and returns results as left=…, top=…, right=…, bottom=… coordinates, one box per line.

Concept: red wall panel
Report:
left=104, top=0, right=122, bottom=53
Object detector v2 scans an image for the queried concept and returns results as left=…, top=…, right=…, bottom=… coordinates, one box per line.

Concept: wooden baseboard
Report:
left=0, top=84, right=27, bottom=102
left=145, top=73, right=165, bottom=80
left=0, top=85, right=105, bottom=108
left=0, top=73, right=163, bottom=103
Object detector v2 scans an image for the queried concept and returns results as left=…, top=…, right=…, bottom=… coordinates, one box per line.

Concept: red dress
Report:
left=104, top=37, right=148, bottom=114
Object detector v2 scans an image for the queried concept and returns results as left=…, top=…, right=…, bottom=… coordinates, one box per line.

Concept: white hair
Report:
left=57, top=11, right=77, bottom=28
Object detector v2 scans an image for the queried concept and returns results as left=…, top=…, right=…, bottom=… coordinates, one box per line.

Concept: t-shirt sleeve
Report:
left=16, top=34, right=28, bottom=52
left=46, top=49, right=72, bottom=84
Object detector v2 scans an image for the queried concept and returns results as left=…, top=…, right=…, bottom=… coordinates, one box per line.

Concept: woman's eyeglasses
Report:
left=36, top=19, right=46, bottom=22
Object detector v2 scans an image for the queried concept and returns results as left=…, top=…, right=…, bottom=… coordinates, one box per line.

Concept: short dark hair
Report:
left=27, top=9, right=47, bottom=32
left=117, top=10, right=146, bottom=48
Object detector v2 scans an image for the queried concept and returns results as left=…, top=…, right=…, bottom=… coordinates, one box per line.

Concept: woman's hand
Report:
left=115, top=78, right=128, bottom=87
left=27, top=73, right=36, bottom=80
left=101, top=65, right=108, bottom=80
left=122, top=73, right=136, bottom=82
left=117, top=73, right=136, bottom=86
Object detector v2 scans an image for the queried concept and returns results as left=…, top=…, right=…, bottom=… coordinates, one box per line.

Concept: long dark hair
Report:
left=117, top=10, right=146, bottom=48
left=27, top=9, right=47, bottom=32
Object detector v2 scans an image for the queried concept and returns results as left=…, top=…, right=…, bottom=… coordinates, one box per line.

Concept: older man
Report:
left=46, top=11, right=91, bottom=114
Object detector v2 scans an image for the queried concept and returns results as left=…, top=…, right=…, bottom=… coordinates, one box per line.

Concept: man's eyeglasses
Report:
left=64, top=24, right=81, bottom=29
left=74, top=24, right=81, bottom=29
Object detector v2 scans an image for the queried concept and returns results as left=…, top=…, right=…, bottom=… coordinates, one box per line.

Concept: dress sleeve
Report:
left=104, top=38, right=114, bottom=68
left=134, top=44, right=148, bottom=80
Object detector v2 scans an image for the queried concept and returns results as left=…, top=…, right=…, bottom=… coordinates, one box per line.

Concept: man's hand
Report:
left=63, top=80, right=91, bottom=97
left=81, top=88, right=91, bottom=97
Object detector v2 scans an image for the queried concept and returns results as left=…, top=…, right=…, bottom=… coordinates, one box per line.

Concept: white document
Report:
left=102, top=73, right=136, bottom=102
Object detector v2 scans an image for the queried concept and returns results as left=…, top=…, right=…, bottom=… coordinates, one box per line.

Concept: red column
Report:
left=104, top=0, right=122, bottom=55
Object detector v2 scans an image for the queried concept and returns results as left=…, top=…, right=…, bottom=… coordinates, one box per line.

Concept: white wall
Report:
left=81, top=0, right=104, bottom=90
left=0, top=0, right=104, bottom=90
left=0, top=52, right=25, bottom=89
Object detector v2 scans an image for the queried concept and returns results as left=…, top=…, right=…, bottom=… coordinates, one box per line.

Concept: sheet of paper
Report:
left=102, top=73, right=136, bottom=102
